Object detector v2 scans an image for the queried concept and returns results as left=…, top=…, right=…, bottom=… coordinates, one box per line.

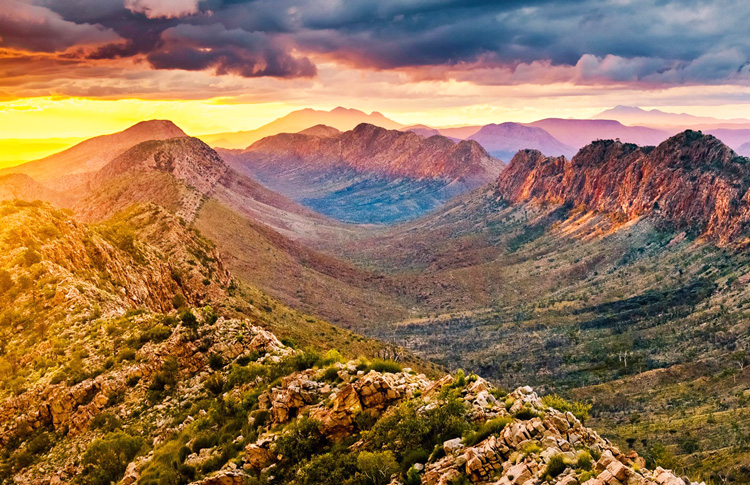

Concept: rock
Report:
left=443, top=438, right=464, bottom=454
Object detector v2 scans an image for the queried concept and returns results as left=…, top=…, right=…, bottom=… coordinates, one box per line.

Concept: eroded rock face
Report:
left=495, top=131, right=750, bottom=244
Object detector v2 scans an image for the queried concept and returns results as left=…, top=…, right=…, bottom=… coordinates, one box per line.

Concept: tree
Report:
left=81, top=432, right=143, bottom=485
left=357, top=451, right=398, bottom=485
left=0, top=270, right=13, bottom=295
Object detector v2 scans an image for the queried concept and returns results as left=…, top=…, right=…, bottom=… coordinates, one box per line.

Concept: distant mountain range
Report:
left=594, top=105, right=750, bottom=129
left=199, top=107, right=403, bottom=149
left=221, top=123, right=503, bottom=223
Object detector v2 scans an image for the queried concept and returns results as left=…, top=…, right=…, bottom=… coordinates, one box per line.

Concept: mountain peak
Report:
left=496, top=131, right=750, bottom=243
left=122, top=119, right=187, bottom=138
left=297, top=124, right=341, bottom=137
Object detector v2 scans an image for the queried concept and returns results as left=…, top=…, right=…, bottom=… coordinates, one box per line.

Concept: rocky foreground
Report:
left=0, top=201, right=705, bottom=485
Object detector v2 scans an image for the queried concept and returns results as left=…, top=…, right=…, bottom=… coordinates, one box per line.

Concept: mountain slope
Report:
left=0, top=200, right=439, bottom=484
left=0, top=173, right=70, bottom=206
left=225, top=123, right=504, bottom=223
left=0, top=120, right=187, bottom=191
left=496, top=131, right=750, bottom=244
left=468, top=122, right=575, bottom=160
left=200, top=107, right=403, bottom=149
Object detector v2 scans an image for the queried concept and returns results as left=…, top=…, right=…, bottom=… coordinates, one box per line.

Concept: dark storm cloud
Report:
left=6, top=0, right=750, bottom=84
left=146, top=23, right=316, bottom=77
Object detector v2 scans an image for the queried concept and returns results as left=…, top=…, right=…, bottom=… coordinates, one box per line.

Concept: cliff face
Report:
left=496, top=130, right=750, bottom=243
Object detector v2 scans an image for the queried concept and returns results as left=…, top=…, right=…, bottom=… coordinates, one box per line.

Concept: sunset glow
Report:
left=3, top=0, right=750, bottom=161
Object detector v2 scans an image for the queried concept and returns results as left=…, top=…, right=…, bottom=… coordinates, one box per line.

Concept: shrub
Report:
left=543, top=454, right=568, bottom=480
left=172, top=294, right=187, bottom=310
left=354, top=410, right=378, bottom=432
left=453, top=369, right=466, bottom=388
left=81, top=432, right=143, bottom=485
left=365, top=397, right=470, bottom=459
left=90, top=412, right=122, bottom=432
left=404, top=467, right=422, bottom=485
left=23, top=248, right=41, bottom=267
left=299, top=451, right=358, bottom=485
left=322, top=366, right=341, bottom=383
left=275, top=418, right=327, bottom=463
left=368, top=359, right=402, bottom=374
left=202, top=306, right=218, bottom=325
left=116, top=347, right=137, bottom=362
left=576, top=450, right=593, bottom=470
left=541, top=394, right=592, bottom=423
left=191, top=432, right=217, bottom=453
left=149, top=357, right=179, bottom=393
left=141, top=324, right=171, bottom=344
left=462, top=416, right=512, bottom=447
left=204, top=373, right=225, bottom=395
left=180, top=309, right=198, bottom=328
left=0, top=269, right=13, bottom=294
left=513, top=406, right=543, bottom=420
left=208, top=353, right=225, bottom=370
left=357, top=451, right=398, bottom=485
left=401, top=448, right=429, bottom=473
left=320, top=349, right=344, bottom=365
left=227, top=363, right=265, bottom=388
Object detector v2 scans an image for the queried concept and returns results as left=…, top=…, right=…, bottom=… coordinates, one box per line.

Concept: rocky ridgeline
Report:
left=192, top=360, right=696, bottom=485
left=495, top=130, right=750, bottom=244
left=2, top=303, right=702, bottom=485
left=3, top=314, right=291, bottom=484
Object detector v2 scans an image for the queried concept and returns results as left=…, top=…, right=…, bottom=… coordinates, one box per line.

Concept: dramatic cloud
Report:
left=147, top=23, right=316, bottom=78
left=0, top=0, right=120, bottom=52
left=125, top=0, right=200, bottom=19
left=3, top=0, right=750, bottom=100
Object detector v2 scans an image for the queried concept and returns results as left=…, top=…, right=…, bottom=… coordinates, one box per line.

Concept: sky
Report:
left=3, top=0, right=750, bottom=150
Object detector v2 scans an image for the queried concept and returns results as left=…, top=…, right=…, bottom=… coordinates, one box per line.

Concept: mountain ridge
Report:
left=200, top=107, right=403, bottom=149
left=495, top=130, right=750, bottom=244
left=225, top=122, right=504, bottom=223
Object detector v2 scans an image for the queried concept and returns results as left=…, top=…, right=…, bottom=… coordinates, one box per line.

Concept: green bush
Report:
left=576, top=450, right=593, bottom=470
left=541, top=394, right=592, bottom=423
left=116, top=347, right=137, bottom=362
left=299, top=450, right=358, bottom=485
left=275, top=418, right=327, bottom=463
left=356, top=451, right=398, bottom=485
left=90, top=412, right=122, bottom=432
left=365, top=397, right=470, bottom=459
left=141, top=324, right=171, bottom=344
left=367, top=359, right=402, bottom=374
left=208, top=353, right=225, bottom=370
left=403, top=467, right=422, bottom=485
left=191, top=431, right=218, bottom=453
left=322, top=366, right=341, bottom=383
left=543, top=454, right=568, bottom=480
left=204, top=373, right=225, bottom=395
left=81, top=432, right=143, bottom=485
left=180, top=309, right=198, bottom=328
left=462, top=416, right=512, bottom=447
left=513, top=406, right=543, bottom=420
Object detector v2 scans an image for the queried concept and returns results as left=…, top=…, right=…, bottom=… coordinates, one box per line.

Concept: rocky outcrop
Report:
left=419, top=387, right=698, bottom=485
left=495, top=130, right=750, bottom=244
